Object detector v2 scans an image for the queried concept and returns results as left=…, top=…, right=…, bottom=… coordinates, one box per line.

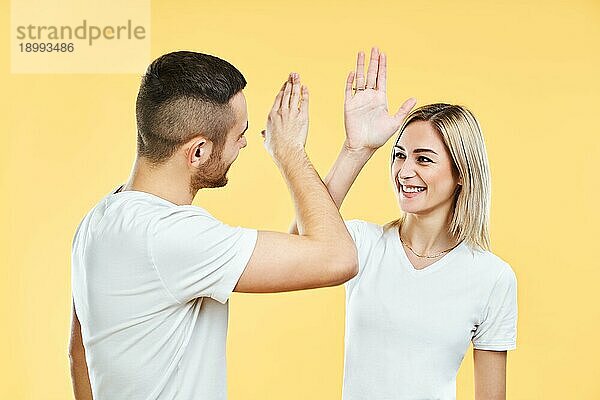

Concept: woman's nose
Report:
left=398, top=159, right=416, bottom=179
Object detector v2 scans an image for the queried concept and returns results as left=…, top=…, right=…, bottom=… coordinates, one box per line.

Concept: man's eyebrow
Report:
left=394, top=145, right=438, bottom=155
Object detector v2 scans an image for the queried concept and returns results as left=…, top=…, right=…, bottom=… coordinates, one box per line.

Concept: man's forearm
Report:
left=289, top=144, right=374, bottom=235
left=277, top=146, right=348, bottom=240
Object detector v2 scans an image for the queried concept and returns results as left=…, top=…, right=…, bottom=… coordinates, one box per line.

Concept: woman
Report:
left=323, top=48, right=517, bottom=399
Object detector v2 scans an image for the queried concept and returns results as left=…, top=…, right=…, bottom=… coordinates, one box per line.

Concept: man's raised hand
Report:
left=263, top=73, right=309, bottom=162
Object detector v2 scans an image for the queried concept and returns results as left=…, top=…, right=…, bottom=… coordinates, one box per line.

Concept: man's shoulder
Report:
left=75, top=190, right=205, bottom=238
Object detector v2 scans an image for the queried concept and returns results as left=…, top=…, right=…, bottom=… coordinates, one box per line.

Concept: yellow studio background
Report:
left=2, top=0, right=599, bottom=399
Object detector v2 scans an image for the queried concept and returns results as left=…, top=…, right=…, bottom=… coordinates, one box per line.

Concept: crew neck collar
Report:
left=109, top=184, right=180, bottom=206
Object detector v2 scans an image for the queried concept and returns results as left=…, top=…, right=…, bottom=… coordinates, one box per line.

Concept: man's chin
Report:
left=191, top=174, right=228, bottom=191
left=212, top=176, right=228, bottom=188
left=191, top=159, right=232, bottom=191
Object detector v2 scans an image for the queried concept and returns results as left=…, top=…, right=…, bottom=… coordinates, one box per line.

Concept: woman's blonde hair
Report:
left=387, top=103, right=492, bottom=251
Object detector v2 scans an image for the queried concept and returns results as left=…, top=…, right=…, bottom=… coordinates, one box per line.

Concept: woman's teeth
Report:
left=402, top=185, right=426, bottom=193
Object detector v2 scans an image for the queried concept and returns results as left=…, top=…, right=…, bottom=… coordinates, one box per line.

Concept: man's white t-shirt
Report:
left=71, top=187, right=257, bottom=400
left=342, top=220, right=518, bottom=400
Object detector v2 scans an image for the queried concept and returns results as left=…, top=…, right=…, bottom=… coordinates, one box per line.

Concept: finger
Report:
left=394, top=97, right=417, bottom=124
left=281, top=74, right=293, bottom=110
left=300, top=85, right=309, bottom=116
left=345, top=71, right=355, bottom=100
left=377, top=52, right=387, bottom=92
left=290, top=73, right=301, bottom=110
left=365, top=47, right=379, bottom=89
left=271, top=80, right=287, bottom=111
left=355, top=51, right=366, bottom=89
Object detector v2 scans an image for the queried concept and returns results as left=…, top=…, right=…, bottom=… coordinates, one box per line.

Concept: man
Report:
left=69, top=51, right=358, bottom=400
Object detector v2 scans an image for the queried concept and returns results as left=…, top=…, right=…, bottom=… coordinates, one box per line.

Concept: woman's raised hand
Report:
left=344, top=48, right=416, bottom=152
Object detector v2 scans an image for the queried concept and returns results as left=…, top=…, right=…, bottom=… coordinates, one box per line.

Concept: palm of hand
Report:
left=344, top=48, right=416, bottom=152
left=344, top=89, right=399, bottom=150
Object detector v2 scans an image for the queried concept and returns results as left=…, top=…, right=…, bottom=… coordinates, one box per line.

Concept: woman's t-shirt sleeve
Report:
left=472, top=265, right=518, bottom=351
left=149, top=207, right=257, bottom=305
left=345, top=219, right=364, bottom=246
left=344, top=219, right=369, bottom=292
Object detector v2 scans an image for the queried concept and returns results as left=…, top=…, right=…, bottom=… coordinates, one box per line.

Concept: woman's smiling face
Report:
left=391, top=120, right=461, bottom=216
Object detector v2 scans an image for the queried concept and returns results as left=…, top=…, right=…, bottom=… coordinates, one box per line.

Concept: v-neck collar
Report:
left=389, top=226, right=467, bottom=276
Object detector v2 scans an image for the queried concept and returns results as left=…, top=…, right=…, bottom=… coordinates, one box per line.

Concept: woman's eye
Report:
left=418, top=156, right=432, bottom=163
left=394, top=152, right=406, bottom=159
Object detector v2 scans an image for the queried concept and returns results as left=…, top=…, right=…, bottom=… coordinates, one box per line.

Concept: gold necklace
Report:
left=398, top=227, right=460, bottom=259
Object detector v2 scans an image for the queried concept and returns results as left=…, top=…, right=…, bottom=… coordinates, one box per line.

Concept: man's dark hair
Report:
left=135, top=51, right=246, bottom=164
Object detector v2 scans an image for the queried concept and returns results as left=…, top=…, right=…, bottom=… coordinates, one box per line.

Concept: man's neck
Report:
left=121, top=158, right=196, bottom=206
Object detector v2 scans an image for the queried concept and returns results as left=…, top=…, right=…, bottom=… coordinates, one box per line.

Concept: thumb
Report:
left=300, top=85, right=309, bottom=117
left=393, top=97, right=417, bottom=124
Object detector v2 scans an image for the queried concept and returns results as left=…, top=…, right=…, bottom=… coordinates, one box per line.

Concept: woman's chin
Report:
left=398, top=203, right=422, bottom=215
left=397, top=196, right=424, bottom=213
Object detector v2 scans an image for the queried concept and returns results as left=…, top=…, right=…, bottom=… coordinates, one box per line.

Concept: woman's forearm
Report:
left=323, top=142, right=376, bottom=208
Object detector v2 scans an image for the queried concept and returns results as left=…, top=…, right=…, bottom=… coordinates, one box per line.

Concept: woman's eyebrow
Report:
left=394, top=145, right=438, bottom=155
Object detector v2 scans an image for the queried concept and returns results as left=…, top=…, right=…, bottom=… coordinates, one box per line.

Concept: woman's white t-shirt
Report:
left=342, top=220, right=518, bottom=400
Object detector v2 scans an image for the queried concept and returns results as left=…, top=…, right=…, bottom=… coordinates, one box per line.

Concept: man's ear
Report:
left=187, top=136, right=213, bottom=166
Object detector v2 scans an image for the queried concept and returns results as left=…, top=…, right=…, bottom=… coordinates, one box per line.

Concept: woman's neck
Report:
left=399, top=206, right=458, bottom=255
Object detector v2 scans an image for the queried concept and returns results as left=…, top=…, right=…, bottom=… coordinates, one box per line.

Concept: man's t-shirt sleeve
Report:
left=149, top=207, right=258, bottom=304
left=472, top=265, right=518, bottom=351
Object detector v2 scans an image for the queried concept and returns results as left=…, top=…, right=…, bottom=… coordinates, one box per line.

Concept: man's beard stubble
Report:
left=189, top=144, right=232, bottom=193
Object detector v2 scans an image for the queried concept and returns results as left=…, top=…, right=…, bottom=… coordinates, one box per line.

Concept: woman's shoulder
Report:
left=344, top=219, right=386, bottom=241
left=469, top=247, right=517, bottom=282
left=345, top=219, right=384, bottom=231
